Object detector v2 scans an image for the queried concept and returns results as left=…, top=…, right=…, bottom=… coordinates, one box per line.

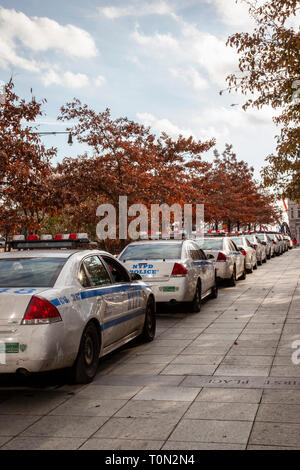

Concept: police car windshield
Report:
left=230, top=237, right=243, bottom=246
left=119, top=243, right=182, bottom=260
left=0, top=258, right=66, bottom=287
left=196, top=239, right=223, bottom=250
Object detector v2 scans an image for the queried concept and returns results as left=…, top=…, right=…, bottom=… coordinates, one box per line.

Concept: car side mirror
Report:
left=207, top=254, right=214, bottom=260
left=131, top=273, right=142, bottom=281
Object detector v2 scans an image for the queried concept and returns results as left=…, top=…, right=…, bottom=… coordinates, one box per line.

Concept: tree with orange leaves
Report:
left=56, top=102, right=215, bottom=242
left=0, top=80, right=57, bottom=241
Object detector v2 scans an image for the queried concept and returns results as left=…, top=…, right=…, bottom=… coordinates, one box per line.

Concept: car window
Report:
left=230, top=237, right=243, bottom=247
left=188, top=243, right=200, bottom=260
left=82, top=256, right=111, bottom=287
left=230, top=240, right=239, bottom=251
left=195, top=239, right=223, bottom=250
left=0, top=257, right=67, bottom=287
left=119, top=243, right=182, bottom=261
left=102, top=256, right=131, bottom=283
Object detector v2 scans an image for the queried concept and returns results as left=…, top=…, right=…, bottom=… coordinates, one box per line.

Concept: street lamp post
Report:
left=33, top=131, right=73, bottom=145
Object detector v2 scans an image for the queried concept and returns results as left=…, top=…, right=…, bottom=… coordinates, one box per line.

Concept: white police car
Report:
left=0, top=234, right=155, bottom=383
left=118, top=239, right=218, bottom=312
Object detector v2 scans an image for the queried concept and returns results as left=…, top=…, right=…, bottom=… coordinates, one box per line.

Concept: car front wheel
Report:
left=140, top=297, right=156, bottom=342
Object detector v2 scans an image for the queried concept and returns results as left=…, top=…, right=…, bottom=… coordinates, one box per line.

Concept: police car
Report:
left=118, top=239, right=218, bottom=312
left=0, top=234, right=155, bottom=383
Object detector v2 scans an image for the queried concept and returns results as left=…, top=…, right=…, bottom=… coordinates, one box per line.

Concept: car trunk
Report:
left=123, top=260, right=179, bottom=282
left=0, top=288, right=48, bottom=327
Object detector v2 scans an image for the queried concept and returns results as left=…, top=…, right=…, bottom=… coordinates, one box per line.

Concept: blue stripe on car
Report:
left=101, top=309, right=146, bottom=331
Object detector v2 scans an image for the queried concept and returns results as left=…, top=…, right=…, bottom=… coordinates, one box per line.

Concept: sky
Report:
left=0, top=0, right=298, bottom=182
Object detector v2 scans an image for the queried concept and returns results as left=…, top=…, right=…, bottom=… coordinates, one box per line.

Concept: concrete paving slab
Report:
left=249, top=422, right=300, bottom=447
left=262, top=390, right=300, bottom=404
left=162, top=441, right=246, bottom=450
left=161, top=364, right=218, bottom=376
left=80, top=438, right=163, bottom=450
left=132, top=386, right=200, bottom=402
left=196, top=388, right=262, bottom=403
left=1, top=437, right=86, bottom=450
left=76, top=385, right=142, bottom=400
left=184, top=402, right=258, bottom=421
left=115, top=400, right=190, bottom=419
left=49, top=397, right=127, bottom=417
left=169, top=419, right=253, bottom=444
left=0, top=415, right=40, bottom=437
left=21, top=415, right=108, bottom=438
left=93, top=416, right=180, bottom=440
left=256, top=404, right=300, bottom=423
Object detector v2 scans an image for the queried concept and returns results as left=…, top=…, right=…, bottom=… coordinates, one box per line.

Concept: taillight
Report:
left=27, top=235, right=39, bottom=241
left=253, top=244, right=257, bottom=250
left=273, top=241, right=277, bottom=245
left=69, top=233, right=78, bottom=240
left=22, top=296, right=62, bottom=325
left=171, top=263, right=188, bottom=276
left=217, top=252, right=227, bottom=262
left=240, top=249, right=247, bottom=256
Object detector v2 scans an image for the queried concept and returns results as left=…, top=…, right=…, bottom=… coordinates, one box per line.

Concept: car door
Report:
left=79, top=255, right=125, bottom=349
left=189, top=242, right=212, bottom=294
left=229, top=240, right=244, bottom=277
left=101, top=255, right=145, bottom=341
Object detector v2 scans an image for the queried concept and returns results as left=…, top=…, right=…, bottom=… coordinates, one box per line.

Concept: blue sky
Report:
left=0, top=0, right=295, bottom=178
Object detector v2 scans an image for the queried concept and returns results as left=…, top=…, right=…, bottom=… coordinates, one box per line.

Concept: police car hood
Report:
left=0, top=288, right=49, bottom=326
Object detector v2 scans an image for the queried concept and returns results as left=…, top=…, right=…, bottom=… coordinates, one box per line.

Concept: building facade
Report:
left=288, top=199, right=300, bottom=241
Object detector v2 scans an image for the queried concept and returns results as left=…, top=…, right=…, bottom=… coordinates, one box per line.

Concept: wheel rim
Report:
left=84, top=335, right=94, bottom=366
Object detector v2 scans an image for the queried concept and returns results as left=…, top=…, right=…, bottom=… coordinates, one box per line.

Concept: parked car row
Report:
left=0, top=231, right=293, bottom=384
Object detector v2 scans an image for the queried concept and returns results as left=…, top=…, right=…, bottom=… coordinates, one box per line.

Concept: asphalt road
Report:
left=0, top=248, right=299, bottom=450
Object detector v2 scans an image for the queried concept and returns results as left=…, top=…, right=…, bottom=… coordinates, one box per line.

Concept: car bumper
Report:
left=146, top=277, right=193, bottom=303
left=215, top=262, right=232, bottom=280
left=0, top=322, right=74, bottom=374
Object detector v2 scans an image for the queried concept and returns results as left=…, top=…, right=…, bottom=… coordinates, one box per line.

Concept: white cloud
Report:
left=205, top=0, right=299, bottom=32
left=204, top=0, right=256, bottom=30
left=99, top=1, right=173, bottom=19
left=0, top=7, right=102, bottom=89
left=0, top=7, right=98, bottom=62
left=137, top=112, right=195, bottom=139
left=132, top=22, right=238, bottom=87
left=169, top=67, right=209, bottom=90
left=41, top=70, right=106, bottom=89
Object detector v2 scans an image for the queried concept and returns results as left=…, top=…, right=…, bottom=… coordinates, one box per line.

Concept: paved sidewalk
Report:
left=0, top=248, right=299, bottom=450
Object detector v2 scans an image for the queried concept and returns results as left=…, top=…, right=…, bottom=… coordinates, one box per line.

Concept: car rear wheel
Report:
left=228, top=266, right=236, bottom=287
left=190, top=282, right=202, bottom=312
left=140, top=297, right=156, bottom=342
left=210, top=276, right=218, bottom=299
left=239, top=263, right=247, bottom=280
left=69, top=322, right=100, bottom=384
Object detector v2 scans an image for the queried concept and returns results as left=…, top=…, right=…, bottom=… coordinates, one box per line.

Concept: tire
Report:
left=69, top=322, right=100, bottom=384
left=228, top=266, right=236, bottom=287
left=140, top=297, right=156, bottom=342
left=190, top=281, right=202, bottom=312
left=210, top=276, right=218, bottom=299
left=239, top=263, right=247, bottom=280
left=247, top=263, right=253, bottom=274
left=253, top=259, right=258, bottom=270
left=257, top=256, right=262, bottom=266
